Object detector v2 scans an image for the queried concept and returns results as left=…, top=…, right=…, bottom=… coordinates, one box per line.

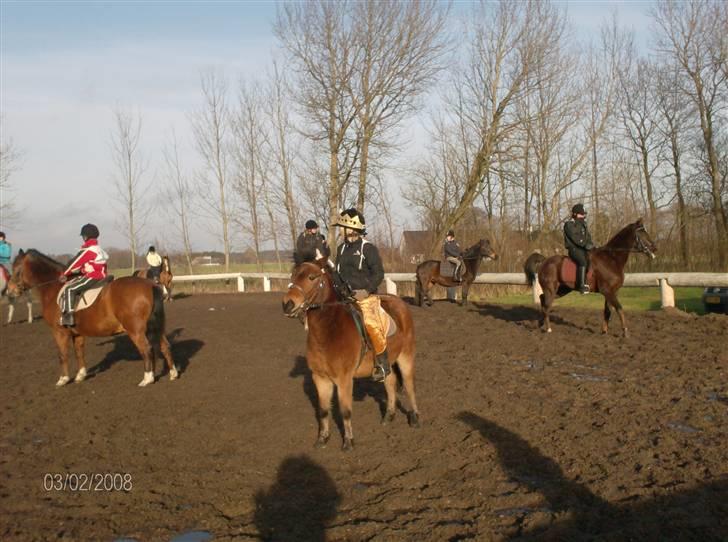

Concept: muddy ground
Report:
left=0, top=293, right=726, bottom=541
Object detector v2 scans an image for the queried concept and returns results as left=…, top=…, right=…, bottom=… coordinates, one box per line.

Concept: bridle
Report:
left=286, top=269, right=328, bottom=318
left=7, top=260, right=62, bottom=295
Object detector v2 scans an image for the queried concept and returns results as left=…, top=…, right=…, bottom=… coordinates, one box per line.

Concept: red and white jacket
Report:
left=64, top=239, right=108, bottom=280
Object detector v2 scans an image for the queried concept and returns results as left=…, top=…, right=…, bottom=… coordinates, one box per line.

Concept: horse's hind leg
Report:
left=382, top=371, right=397, bottom=425
left=159, top=335, right=178, bottom=380
left=601, top=298, right=612, bottom=334
left=128, top=331, right=155, bottom=387
left=72, top=335, right=88, bottom=382
left=541, top=289, right=555, bottom=333
left=312, top=373, right=334, bottom=448
left=606, top=292, right=628, bottom=338
left=396, top=350, right=420, bottom=428
left=25, top=295, right=33, bottom=323
left=336, top=377, right=355, bottom=451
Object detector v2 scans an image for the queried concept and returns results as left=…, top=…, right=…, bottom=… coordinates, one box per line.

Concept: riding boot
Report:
left=578, top=267, right=590, bottom=294
left=372, top=349, right=391, bottom=382
left=60, top=311, right=75, bottom=327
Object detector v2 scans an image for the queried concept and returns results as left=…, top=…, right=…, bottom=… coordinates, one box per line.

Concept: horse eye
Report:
left=308, top=274, right=318, bottom=281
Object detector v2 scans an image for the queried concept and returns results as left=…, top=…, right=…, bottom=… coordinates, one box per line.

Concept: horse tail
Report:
left=146, top=285, right=166, bottom=344
left=524, top=252, right=546, bottom=287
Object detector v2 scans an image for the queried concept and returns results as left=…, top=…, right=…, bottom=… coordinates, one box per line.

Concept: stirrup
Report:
left=372, top=365, right=387, bottom=382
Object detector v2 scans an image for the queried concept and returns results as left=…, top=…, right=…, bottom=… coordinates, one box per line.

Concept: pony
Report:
left=282, top=260, right=420, bottom=451
left=415, top=239, right=498, bottom=306
left=524, top=219, right=657, bottom=337
left=133, top=255, right=173, bottom=301
left=1, top=264, right=33, bottom=324
left=7, top=249, right=179, bottom=387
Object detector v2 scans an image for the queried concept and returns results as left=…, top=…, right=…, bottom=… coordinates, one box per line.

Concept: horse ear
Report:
left=18, top=248, right=24, bottom=255
left=315, top=256, right=329, bottom=269
left=636, top=217, right=644, bottom=226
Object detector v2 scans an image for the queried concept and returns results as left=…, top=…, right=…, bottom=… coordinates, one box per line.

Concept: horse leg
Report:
left=312, top=372, right=334, bottom=448
left=606, top=293, right=628, bottom=338
left=601, top=298, right=612, bottom=334
left=461, top=282, right=471, bottom=306
left=336, top=376, right=355, bottom=451
left=541, top=290, right=555, bottom=333
left=53, top=330, right=72, bottom=387
left=6, top=298, right=13, bottom=324
left=396, top=350, right=420, bottom=428
left=381, top=370, right=398, bottom=425
left=159, top=335, right=179, bottom=380
left=128, top=331, right=156, bottom=387
left=72, top=335, right=88, bottom=382
left=25, top=295, right=33, bottom=324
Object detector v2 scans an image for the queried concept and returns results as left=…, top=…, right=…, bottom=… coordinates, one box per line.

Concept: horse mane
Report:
left=24, top=249, right=65, bottom=271
left=462, top=240, right=483, bottom=260
left=604, top=222, right=637, bottom=249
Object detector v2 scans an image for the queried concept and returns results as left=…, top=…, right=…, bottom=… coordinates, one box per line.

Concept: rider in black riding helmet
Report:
left=563, top=203, right=595, bottom=294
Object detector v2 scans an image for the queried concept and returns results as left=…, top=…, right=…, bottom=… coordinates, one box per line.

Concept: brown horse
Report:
left=282, top=260, right=420, bottom=451
left=525, top=219, right=657, bottom=337
left=416, top=239, right=498, bottom=306
left=133, top=255, right=173, bottom=301
left=7, top=249, right=178, bottom=387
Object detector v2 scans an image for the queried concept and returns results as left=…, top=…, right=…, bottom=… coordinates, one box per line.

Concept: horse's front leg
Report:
left=336, top=376, right=355, bottom=451
left=53, top=329, right=72, bottom=387
left=601, top=297, right=612, bottom=334
left=128, top=331, right=155, bottom=386
left=611, top=295, right=628, bottom=338
left=25, top=296, right=33, bottom=324
left=6, top=298, right=14, bottom=325
left=461, top=282, right=471, bottom=306
left=72, top=335, right=88, bottom=382
left=311, top=372, right=334, bottom=448
left=541, top=291, right=554, bottom=333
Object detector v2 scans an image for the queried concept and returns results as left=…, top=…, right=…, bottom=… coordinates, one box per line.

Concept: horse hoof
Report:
left=546, top=328, right=552, bottom=333
left=169, top=366, right=179, bottom=380
left=342, top=438, right=355, bottom=452
left=381, top=411, right=396, bottom=425
left=74, top=368, right=87, bottom=383
left=623, top=330, right=629, bottom=338
left=138, top=371, right=155, bottom=387
left=408, top=412, right=421, bottom=428
left=55, top=376, right=70, bottom=387
left=314, top=434, right=330, bottom=448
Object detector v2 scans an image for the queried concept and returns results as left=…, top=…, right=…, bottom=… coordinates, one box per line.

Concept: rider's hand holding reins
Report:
left=353, top=289, right=369, bottom=301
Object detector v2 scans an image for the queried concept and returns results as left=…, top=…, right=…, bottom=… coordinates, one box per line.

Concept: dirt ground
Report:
left=1, top=292, right=726, bottom=541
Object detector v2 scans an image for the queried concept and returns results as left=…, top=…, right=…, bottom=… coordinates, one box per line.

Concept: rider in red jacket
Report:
left=59, top=224, right=108, bottom=327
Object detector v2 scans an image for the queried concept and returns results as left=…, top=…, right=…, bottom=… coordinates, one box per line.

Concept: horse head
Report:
left=633, top=218, right=657, bottom=259
left=282, top=260, right=334, bottom=318
left=7, top=249, right=63, bottom=297
left=6, top=249, right=28, bottom=298
left=477, top=239, right=498, bottom=261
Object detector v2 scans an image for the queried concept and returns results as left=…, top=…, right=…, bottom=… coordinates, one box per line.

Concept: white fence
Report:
left=173, top=271, right=728, bottom=309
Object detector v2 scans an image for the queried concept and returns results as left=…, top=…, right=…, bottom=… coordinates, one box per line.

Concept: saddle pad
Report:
left=439, top=261, right=456, bottom=275
left=559, top=258, right=595, bottom=290
left=57, top=282, right=109, bottom=312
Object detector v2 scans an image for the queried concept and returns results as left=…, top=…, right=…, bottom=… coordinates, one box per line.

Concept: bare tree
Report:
left=0, top=117, right=21, bottom=228
left=110, top=107, right=147, bottom=270
left=162, top=130, right=195, bottom=274
left=651, top=0, right=728, bottom=266
left=191, top=71, right=234, bottom=271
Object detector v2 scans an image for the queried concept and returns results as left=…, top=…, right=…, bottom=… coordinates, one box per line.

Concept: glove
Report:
left=353, top=289, right=369, bottom=301
left=59, top=275, right=68, bottom=283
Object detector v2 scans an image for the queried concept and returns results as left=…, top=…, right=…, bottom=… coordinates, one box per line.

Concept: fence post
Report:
left=385, top=277, right=397, bottom=295
left=659, top=278, right=675, bottom=308
left=532, top=280, right=542, bottom=305
left=263, top=276, right=271, bottom=292
left=237, top=276, right=245, bottom=293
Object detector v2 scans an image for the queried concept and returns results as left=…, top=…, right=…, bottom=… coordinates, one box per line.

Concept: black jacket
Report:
left=335, top=238, right=384, bottom=294
left=564, top=218, right=594, bottom=251
left=444, top=239, right=462, bottom=258
left=294, top=232, right=329, bottom=264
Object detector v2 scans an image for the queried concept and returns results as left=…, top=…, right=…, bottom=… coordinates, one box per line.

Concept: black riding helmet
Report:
left=80, top=224, right=100, bottom=239
left=571, top=203, right=586, bottom=216
left=305, top=219, right=318, bottom=230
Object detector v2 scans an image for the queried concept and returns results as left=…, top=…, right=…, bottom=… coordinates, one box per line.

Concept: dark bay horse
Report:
left=525, top=219, right=657, bottom=337
left=7, top=249, right=178, bottom=387
left=416, top=239, right=498, bottom=306
left=282, top=261, right=419, bottom=451
left=133, top=255, right=173, bottom=301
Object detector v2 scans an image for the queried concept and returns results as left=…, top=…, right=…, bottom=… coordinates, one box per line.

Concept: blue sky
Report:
left=1, top=1, right=652, bottom=255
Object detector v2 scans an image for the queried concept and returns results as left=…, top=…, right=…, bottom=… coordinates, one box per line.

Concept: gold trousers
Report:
left=356, top=295, right=387, bottom=354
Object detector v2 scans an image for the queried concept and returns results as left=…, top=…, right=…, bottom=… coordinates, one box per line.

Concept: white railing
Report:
left=173, top=271, right=728, bottom=309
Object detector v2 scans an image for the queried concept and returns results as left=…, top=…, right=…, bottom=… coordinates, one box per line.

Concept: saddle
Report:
left=440, top=260, right=462, bottom=279
left=346, top=300, right=398, bottom=367
left=57, top=276, right=114, bottom=312
left=559, top=259, right=595, bottom=291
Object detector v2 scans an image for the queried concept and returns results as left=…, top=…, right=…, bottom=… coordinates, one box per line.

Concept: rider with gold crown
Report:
left=58, top=224, right=109, bottom=327
left=332, top=208, right=390, bottom=382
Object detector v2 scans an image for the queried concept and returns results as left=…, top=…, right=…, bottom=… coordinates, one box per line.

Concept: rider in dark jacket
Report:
left=443, top=230, right=463, bottom=282
left=563, top=203, right=594, bottom=294
left=332, top=208, right=389, bottom=382
left=294, top=220, right=329, bottom=264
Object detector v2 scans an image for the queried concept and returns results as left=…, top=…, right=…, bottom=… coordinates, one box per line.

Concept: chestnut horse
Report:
left=282, top=261, right=419, bottom=451
left=416, top=239, right=498, bottom=306
left=133, top=255, right=173, bottom=301
left=1, top=264, right=33, bottom=324
left=525, top=219, right=657, bottom=337
left=7, top=249, right=178, bottom=387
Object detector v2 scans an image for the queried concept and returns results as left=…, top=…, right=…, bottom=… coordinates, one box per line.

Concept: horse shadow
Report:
left=289, top=355, right=403, bottom=435
left=89, top=327, right=203, bottom=377
left=254, top=454, right=340, bottom=541
left=471, top=302, right=583, bottom=332
left=456, top=411, right=728, bottom=540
